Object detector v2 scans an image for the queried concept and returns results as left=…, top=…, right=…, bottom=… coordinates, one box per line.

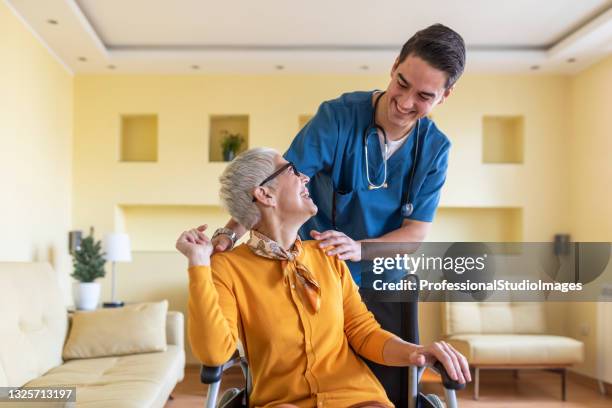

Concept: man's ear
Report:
left=252, top=186, right=276, bottom=207
left=437, top=84, right=455, bottom=106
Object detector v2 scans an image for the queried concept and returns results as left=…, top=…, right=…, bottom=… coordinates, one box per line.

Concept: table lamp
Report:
left=103, top=232, right=132, bottom=307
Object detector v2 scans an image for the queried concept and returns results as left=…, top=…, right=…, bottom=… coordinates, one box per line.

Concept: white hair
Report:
left=219, top=147, right=278, bottom=229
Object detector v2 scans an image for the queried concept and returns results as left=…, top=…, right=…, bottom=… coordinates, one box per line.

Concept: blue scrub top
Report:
left=284, top=91, right=451, bottom=285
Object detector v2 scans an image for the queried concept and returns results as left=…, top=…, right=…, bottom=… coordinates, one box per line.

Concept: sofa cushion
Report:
left=0, top=263, right=67, bottom=387
left=25, top=345, right=185, bottom=408
left=447, top=334, right=584, bottom=365
left=443, top=302, right=546, bottom=336
left=63, top=301, right=168, bottom=360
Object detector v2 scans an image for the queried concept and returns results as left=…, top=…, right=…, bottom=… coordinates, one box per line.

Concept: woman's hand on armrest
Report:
left=383, top=337, right=471, bottom=384
left=176, top=225, right=213, bottom=267
left=409, top=341, right=471, bottom=385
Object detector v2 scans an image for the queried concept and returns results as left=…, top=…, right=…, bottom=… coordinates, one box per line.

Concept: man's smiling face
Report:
left=383, top=54, right=452, bottom=130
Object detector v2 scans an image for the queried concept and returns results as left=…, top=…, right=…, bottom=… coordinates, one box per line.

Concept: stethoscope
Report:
left=364, top=91, right=422, bottom=218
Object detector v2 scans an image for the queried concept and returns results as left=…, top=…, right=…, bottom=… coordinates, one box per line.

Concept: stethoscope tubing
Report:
left=363, top=91, right=421, bottom=217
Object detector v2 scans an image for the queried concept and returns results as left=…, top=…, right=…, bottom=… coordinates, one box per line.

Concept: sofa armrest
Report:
left=166, top=311, right=184, bottom=348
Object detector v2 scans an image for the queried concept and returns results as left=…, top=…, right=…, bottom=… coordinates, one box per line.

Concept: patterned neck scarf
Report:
left=247, top=230, right=321, bottom=313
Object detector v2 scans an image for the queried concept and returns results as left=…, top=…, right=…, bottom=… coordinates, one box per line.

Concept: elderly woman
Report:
left=176, top=148, right=470, bottom=408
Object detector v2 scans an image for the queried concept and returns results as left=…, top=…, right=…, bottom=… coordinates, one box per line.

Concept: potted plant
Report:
left=221, top=131, right=244, bottom=161
left=71, top=227, right=106, bottom=310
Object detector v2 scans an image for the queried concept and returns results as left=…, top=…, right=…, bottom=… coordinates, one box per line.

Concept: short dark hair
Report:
left=398, top=24, right=466, bottom=88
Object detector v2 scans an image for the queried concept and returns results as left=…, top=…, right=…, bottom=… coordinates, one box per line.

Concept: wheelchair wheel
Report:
left=419, top=392, right=445, bottom=408
left=217, top=387, right=245, bottom=408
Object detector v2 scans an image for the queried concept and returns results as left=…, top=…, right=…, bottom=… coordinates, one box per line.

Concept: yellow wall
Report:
left=72, top=73, right=575, bottom=363
left=0, top=3, right=73, bottom=302
left=567, top=55, right=612, bottom=379
left=570, top=56, right=612, bottom=241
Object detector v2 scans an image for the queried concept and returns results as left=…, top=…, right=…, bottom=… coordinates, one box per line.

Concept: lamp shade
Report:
left=104, top=233, right=132, bottom=262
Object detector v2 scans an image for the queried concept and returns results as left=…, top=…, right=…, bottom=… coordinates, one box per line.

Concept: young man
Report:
left=213, top=24, right=466, bottom=407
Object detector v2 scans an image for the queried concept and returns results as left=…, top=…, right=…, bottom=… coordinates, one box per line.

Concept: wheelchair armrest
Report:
left=200, top=350, right=243, bottom=384
left=200, top=365, right=225, bottom=384
left=431, top=361, right=467, bottom=390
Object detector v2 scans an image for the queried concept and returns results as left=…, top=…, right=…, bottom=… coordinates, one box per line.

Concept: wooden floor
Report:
left=165, top=365, right=612, bottom=408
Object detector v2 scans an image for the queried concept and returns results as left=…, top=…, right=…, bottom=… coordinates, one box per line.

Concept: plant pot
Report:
left=73, top=282, right=101, bottom=311
left=223, top=150, right=235, bottom=161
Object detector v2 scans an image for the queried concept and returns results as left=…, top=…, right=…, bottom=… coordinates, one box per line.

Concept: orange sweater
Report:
left=188, top=241, right=395, bottom=408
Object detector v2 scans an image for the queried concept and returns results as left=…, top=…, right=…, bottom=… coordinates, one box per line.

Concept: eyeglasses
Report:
left=252, top=162, right=300, bottom=202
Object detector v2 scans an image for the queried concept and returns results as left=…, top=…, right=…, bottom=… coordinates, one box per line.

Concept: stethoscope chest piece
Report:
left=401, top=203, right=414, bottom=218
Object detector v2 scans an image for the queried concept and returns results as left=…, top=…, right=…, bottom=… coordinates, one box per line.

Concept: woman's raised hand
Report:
left=176, top=225, right=214, bottom=267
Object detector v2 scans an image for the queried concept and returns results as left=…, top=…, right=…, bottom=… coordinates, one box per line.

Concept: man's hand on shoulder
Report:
left=310, top=230, right=361, bottom=262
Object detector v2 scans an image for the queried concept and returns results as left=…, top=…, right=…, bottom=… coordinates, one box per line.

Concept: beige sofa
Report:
left=443, top=302, right=584, bottom=400
left=0, top=262, right=185, bottom=407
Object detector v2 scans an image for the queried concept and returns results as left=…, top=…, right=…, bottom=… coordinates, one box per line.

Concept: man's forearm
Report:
left=358, top=220, right=430, bottom=259
left=363, top=219, right=430, bottom=244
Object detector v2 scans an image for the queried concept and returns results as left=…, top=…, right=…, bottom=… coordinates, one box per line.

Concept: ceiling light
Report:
left=566, top=57, right=576, bottom=63
left=275, top=65, right=284, bottom=70
left=46, top=19, right=58, bottom=25
left=530, top=65, right=540, bottom=70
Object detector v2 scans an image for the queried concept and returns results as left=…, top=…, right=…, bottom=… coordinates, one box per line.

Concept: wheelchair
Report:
left=200, top=278, right=466, bottom=408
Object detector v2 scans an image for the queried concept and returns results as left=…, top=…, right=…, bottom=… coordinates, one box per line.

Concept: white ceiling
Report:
left=5, top=0, right=612, bottom=74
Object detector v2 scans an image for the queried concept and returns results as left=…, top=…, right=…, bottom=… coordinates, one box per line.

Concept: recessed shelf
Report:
left=120, top=115, right=158, bottom=162
left=482, top=116, right=524, bottom=164
left=209, top=115, right=249, bottom=162
left=298, top=114, right=313, bottom=131
left=429, top=207, right=523, bottom=242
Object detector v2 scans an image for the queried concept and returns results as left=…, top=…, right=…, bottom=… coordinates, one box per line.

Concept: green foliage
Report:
left=220, top=131, right=244, bottom=155
left=71, top=228, right=106, bottom=283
